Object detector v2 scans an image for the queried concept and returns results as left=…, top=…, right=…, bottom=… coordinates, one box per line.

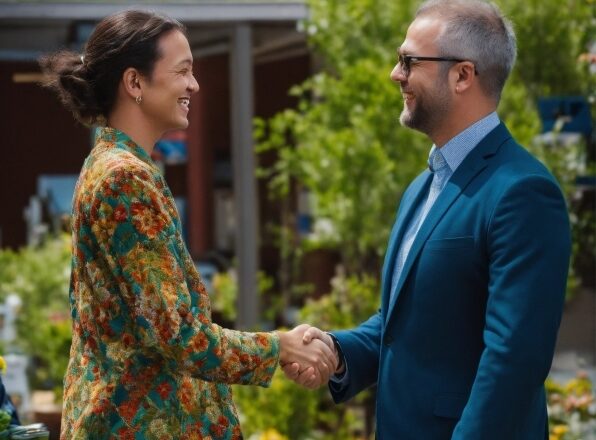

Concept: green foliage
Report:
left=0, top=235, right=72, bottom=394
left=255, top=0, right=435, bottom=274
left=0, top=410, right=10, bottom=432
left=233, top=370, right=365, bottom=440
left=303, top=0, right=417, bottom=71
left=211, top=271, right=239, bottom=322
left=211, top=270, right=277, bottom=324
left=499, top=0, right=594, bottom=100
left=498, top=72, right=542, bottom=147
left=299, top=271, right=380, bottom=330
left=233, top=371, right=320, bottom=439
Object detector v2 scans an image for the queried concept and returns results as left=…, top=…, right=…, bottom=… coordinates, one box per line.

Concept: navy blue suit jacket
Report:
left=330, top=123, right=571, bottom=439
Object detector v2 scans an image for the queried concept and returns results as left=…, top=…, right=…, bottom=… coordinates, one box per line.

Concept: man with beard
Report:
left=283, top=0, right=571, bottom=438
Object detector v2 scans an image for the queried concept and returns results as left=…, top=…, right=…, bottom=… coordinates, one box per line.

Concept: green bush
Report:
left=233, top=370, right=365, bottom=440
left=233, top=371, right=320, bottom=439
left=0, top=235, right=71, bottom=396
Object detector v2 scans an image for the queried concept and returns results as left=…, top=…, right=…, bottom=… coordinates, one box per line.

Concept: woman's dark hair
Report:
left=39, top=10, right=185, bottom=125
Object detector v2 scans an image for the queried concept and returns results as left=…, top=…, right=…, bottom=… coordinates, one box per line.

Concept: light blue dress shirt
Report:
left=331, top=111, right=500, bottom=384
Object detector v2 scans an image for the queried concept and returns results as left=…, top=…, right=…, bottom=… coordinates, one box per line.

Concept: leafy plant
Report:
left=255, top=0, right=429, bottom=275
left=233, top=368, right=365, bottom=440
left=0, top=410, right=10, bottom=432
left=233, top=371, right=320, bottom=440
left=211, top=271, right=239, bottom=323
left=0, top=235, right=71, bottom=397
left=299, top=271, right=380, bottom=331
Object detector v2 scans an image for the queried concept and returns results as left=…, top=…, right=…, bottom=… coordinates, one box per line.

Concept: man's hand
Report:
left=281, top=326, right=342, bottom=388
left=278, top=324, right=338, bottom=389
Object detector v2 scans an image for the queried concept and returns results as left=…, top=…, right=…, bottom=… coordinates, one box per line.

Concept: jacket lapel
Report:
left=381, top=171, right=432, bottom=316
left=385, top=123, right=511, bottom=323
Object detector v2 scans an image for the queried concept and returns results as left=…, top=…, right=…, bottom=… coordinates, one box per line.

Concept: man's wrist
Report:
left=327, top=333, right=346, bottom=374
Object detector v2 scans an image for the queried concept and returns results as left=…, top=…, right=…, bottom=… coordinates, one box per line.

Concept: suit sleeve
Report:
left=88, top=166, right=279, bottom=387
left=452, top=175, right=571, bottom=438
left=328, top=311, right=383, bottom=403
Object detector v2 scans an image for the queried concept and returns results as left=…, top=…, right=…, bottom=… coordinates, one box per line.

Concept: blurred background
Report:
left=0, top=0, right=594, bottom=438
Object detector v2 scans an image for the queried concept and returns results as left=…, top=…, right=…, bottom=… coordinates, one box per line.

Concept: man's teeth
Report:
left=179, top=98, right=190, bottom=105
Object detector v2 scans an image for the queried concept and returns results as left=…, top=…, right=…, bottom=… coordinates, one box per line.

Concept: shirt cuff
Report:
left=327, top=333, right=349, bottom=385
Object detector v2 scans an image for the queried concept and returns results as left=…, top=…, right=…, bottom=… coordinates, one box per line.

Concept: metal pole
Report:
left=230, top=24, right=259, bottom=329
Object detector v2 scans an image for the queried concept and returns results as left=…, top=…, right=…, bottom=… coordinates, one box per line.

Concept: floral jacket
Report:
left=61, top=128, right=280, bottom=440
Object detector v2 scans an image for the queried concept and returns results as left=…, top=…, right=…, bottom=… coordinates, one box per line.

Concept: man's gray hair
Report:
left=416, top=0, right=516, bottom=101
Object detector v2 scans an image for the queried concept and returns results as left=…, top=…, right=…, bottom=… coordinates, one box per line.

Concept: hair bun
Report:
left=39, top=50, right=101, bottom=125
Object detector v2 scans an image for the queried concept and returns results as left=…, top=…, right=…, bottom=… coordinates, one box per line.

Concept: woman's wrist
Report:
left=276, top=331, right=289, bottom=363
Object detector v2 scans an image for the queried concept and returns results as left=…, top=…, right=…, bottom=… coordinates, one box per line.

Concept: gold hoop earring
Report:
left=135, top=95, right=142, bottom=105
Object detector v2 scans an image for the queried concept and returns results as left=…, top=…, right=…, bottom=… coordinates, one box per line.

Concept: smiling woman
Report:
left=38, top=9, right=337, bottom=440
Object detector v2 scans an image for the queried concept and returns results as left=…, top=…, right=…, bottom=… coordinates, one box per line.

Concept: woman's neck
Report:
left=107, top=106, right=161, bottom=155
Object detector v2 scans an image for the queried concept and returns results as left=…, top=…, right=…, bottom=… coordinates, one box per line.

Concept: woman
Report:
left=40, top=10, right=336, bottom=439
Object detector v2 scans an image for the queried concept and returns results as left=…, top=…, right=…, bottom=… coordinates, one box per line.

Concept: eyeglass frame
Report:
left=397, top=53, right=479, bottom=77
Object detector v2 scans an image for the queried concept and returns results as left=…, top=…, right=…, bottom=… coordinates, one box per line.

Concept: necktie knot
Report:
left=428, top=148, right=447, bottom=173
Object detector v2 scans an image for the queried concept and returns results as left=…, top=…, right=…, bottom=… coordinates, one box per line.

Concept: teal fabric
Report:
left=330, top=123, right=571, bottom=439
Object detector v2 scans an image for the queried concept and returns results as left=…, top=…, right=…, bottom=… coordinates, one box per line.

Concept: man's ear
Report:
left=122, top=67, right=143, bottom=100
left=453, top=61, right=476, bottom=94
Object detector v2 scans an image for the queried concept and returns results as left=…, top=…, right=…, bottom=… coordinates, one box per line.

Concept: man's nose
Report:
left=390, top=64, right=406, bottom=82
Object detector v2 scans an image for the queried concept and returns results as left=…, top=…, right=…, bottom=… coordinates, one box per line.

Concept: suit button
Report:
left=384, top=336, right=394, bottom=346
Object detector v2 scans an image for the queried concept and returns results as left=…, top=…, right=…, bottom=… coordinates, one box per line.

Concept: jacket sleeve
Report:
left=88, top=166, right=279, bottom=387
left=329, top=311, right=383, bottom=403
left=452, top=175, right=571, bottom=438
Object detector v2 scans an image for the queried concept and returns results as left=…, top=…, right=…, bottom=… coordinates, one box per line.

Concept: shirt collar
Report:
left=93, top=126, right=156, bottom=168
left=428, top=111, right=500, bottom=173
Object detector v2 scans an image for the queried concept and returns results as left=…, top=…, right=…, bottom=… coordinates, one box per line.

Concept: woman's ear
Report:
left=122, top=67, right=143, bottom=100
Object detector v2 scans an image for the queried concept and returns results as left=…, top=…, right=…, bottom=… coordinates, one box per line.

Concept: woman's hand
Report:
left=278, top=324, right=338, bottom=389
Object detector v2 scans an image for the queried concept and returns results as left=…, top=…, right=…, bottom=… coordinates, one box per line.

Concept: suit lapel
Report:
left=385, top=123, right=512, bottom=323
left=381, top=171, right=432, bottom=316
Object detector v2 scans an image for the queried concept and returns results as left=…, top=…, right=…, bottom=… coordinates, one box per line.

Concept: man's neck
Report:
left=432, top=108, right=497, bottom=147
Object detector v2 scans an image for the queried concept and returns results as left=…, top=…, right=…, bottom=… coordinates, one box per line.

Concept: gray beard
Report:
left=399, top=83, right=451, bottom=136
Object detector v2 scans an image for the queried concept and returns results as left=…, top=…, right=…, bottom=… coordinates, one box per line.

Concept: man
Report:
left=283, top=0, right=571, bottom=438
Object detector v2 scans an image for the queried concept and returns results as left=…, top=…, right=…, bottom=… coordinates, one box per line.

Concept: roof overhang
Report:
left=0, top=2, right=308, bottom=22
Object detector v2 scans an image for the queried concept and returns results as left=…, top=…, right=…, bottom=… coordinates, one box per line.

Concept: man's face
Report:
left=391, top=16, right=452, bottom=136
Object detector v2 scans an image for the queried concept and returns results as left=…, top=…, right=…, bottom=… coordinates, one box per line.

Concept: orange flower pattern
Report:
left=61, top=127, right=280, bottom=439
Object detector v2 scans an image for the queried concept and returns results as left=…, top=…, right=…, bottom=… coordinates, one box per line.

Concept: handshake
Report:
left=277, top=325, right=345, bottom=389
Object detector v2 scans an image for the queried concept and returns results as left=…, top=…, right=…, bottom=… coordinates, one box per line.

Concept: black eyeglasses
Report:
left=397, top=53, right=478, bottom=77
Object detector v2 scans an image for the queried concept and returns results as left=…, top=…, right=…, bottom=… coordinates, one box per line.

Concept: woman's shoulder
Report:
left=84, top=144, right=157, bottom=188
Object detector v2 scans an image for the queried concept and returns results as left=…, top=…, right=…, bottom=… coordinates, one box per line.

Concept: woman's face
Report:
left=139, top=29, right=199, bottom=133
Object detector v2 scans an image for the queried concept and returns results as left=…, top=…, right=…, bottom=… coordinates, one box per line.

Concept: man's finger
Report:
left=296, top=366, right=317, bottom=387
left=282, top=362, right=300, bottom=380
left=302, top=326, right=324, bottom=343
